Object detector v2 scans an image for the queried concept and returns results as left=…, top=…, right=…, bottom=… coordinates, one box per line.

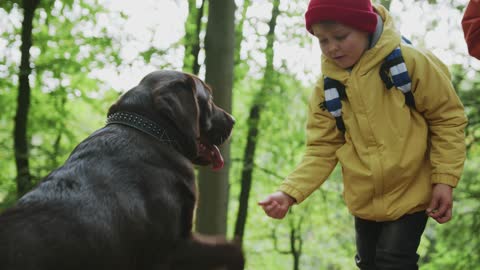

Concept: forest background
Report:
left=0, top=0, right=479, bottom=269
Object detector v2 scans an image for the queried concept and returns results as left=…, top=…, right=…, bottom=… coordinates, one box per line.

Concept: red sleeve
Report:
left=462, top=0, right=480, bottom=59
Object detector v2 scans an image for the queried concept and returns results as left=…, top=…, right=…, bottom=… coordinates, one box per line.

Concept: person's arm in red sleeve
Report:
left=462, top=0, right=480, bottom=59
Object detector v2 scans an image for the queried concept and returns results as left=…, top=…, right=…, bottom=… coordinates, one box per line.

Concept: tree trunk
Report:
left=232, top=0, right=251, bottom=84
left=234, top=0, right=280, bottom=245
left=183, top=0, right=205, bottom=75
left=234, top=0, right=250, bottom=66
left=271, top=213, right=304, bottom=270
left=290, top=227, right=302, bottom=270
left=14, top=0, right=40, bottom=197
left=195, top=0, right=236, bottom=236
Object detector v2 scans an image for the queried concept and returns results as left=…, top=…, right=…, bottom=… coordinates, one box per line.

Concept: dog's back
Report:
left=0, top=127, right=185, bottom=270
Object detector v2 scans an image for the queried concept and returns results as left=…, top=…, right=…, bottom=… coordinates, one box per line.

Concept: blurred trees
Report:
left=234, top=0, right=280, bottom=246
left=0, top=0, right=123, bottom=204
left=10, top=0, right=41, bottom=197
left=182, top=0, right=205, bottom=75
left=419, top=64, right=480, bottom=270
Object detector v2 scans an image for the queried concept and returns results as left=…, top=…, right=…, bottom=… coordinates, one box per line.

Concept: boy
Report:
left=259, top=0, right=467, bottom=269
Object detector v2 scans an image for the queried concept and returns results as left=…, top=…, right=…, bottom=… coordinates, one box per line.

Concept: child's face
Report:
left=311, top=22, right=370, bottom=69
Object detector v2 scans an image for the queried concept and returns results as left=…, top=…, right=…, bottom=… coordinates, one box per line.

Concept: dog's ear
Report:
left=152, top=75, right=200, bottom=139
left=107, top=85, right=152, bottom=117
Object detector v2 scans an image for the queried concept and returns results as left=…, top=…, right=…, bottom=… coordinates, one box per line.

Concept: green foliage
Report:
left=0, top=0, right=124, bottom=203
left=183, top=0, right=200, bottom=73
left=416, top=64, right=480, bottom=270
left=451, top=64, right=480, bottom=150
left=141, top=47, right=161, bottom=64
left=0, top=0, right=21, bottom=12
left=421, top=156, right=480, bottom=270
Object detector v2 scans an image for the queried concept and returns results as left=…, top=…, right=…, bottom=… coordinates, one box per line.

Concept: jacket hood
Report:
left=320, top=5, right=402, bottom=81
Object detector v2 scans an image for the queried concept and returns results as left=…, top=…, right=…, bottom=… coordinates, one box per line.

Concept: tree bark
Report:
left=14, top=0, right=40, bottom=197
left=234, top=0, right=280, bottom=246
left=195, top=0, right=236, bottom=236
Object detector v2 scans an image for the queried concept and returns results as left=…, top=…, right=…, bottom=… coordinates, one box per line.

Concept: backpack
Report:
left=323, top=39, right=415, bottom=133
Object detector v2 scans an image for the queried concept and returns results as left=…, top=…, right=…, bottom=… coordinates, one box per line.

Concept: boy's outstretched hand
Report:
left=258, top=191, right=296, bottom=219
left=426, top=183, right=453, bottom=224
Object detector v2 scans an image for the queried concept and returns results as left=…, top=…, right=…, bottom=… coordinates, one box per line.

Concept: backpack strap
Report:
left=379, top=46, right=416, bottom=109
left=324, top=40, right=415, bottom=133
left=324, top=77, right=346, bottom=133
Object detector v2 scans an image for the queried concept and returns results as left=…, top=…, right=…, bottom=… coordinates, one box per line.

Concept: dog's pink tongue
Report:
left=210, top=145, right=224, bottom=170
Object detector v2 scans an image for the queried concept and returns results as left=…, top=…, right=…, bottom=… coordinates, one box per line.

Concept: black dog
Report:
left=0, top=70, right=243, bottom=270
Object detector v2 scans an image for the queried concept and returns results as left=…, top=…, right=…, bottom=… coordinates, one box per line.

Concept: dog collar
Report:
left=106, top=111, right=183, bottom=153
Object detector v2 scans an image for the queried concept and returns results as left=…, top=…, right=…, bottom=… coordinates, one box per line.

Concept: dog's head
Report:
left=108, top=70, right=234, bottom=170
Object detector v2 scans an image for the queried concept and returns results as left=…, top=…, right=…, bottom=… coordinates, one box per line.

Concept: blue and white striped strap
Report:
left=324, top=77, right=346, bottom=132
left=324, top=91, right=341, bottom=117
left=386, top=47, right=411, bottom=94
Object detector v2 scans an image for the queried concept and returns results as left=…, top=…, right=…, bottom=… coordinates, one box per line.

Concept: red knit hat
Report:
left=305, top=0, right=378, bottom=34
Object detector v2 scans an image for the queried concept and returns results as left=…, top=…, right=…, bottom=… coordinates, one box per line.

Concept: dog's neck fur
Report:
left=106, top=111, right=196, bottom=159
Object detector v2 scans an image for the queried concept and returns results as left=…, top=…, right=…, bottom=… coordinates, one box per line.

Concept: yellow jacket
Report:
left=279, top=5, right=467, bottom=221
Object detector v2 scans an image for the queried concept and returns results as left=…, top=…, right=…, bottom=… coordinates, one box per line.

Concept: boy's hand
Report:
left=426, top=183, right=453, bottom=224
left=258, top=192, right=296, bottom=219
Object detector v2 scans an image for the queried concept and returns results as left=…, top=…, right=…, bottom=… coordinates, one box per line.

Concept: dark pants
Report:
left=354, top=211, right=428, bottom=270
